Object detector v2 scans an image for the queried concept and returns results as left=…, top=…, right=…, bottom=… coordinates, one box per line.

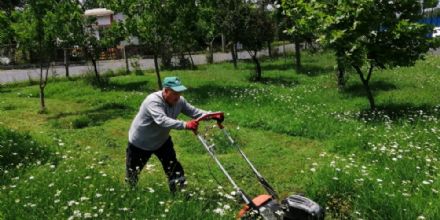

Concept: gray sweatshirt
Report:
left=128, top=91, right=207, bottom=151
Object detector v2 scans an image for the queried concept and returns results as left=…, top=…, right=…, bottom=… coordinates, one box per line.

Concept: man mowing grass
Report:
left=126, top=76, right=224, bottom=193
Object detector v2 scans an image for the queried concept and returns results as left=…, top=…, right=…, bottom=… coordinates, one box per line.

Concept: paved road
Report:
left=0, top=44, right=295, bottom=84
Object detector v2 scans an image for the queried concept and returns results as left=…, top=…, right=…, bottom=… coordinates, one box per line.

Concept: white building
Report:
left=84, top=8, right=138, bottom=45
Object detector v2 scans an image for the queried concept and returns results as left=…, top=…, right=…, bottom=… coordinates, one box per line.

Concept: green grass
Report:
left=0, top=51, right=439, bottom=219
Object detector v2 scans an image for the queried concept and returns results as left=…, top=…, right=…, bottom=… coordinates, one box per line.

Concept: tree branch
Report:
left=352, top=64, right=366, bottom=84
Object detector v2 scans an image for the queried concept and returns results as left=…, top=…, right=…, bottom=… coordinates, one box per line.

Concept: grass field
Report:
left=0, top=52, right=439, bottom=219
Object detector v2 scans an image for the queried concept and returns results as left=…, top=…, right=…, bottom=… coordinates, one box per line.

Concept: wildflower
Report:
left=96, top=193, right=102, bottom=198
left=213, top=208, right=226, bottom=216
left=310, top=168, right=316, bottom=172
left=68, top=200, right=77, bottom=206
left=417, top=216, right=426, bottom=220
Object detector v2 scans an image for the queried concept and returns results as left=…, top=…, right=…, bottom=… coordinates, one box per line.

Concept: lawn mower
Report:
left=193, top=112, right=325, bottom=220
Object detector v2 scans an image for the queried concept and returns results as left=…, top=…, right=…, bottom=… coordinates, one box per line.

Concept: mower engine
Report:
left=281, top=194, right=325, bottom=220
left=238, top=194, right=324, bottom=220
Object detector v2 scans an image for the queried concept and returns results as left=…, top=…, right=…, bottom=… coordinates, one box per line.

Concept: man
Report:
left=126, top=76, right=223, bottom=192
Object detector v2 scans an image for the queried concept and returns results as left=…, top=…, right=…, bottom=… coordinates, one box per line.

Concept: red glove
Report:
left=211, top=112, right=224, bottom=123
left=185, top=120, right=199, bottom=131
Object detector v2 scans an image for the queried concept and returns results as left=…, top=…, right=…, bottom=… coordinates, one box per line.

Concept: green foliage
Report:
left=0, top=10, right=13, bottom=44
left=424, top=0, right=439, bottom=8
left=10, top=6, right=38, bottom=54
left=315, top=0, right=434, bottom=109
left=43, top=0, right=84, bottom=50
left=281, top=0, right=323, bottom=39
left=239, top=5, right=275, bottom=53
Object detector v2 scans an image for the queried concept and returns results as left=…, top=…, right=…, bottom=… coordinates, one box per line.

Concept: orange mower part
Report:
left=237, top=194, right=273, bottom=219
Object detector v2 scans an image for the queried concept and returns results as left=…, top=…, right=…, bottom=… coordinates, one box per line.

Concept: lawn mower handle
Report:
left=195, top=112, right=224, bottom=128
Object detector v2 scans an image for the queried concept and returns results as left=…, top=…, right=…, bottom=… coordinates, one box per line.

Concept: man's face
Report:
left=163, top=88, right=182, bottom=106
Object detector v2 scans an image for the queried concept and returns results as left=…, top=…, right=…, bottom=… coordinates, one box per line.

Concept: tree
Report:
left=12, top=0, right=57, bottom=112
left=282, top=0, right=323, bottom=70
left=125, top=0, right=178, bottom=89
left=170, top=0, right=199, bottom=69
left=100, top=0, right=131, bottom=74
left=44, top=0, right=84, bottom=78
left=0, top=0, right=23, bottom=11
left=239, top=4, right=275, bottom=81
left=320, top=0, right=433, bottom=110
left=219, top=0, right=247, bottom=69
left=0, top=10, right=14, bottom=46
left=197, top=0, right=222, bottom=64
left=423, top=0, right=439, bottom=9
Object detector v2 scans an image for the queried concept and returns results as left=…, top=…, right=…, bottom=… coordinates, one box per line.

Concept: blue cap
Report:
left=163, top=77, right=187, bottom=92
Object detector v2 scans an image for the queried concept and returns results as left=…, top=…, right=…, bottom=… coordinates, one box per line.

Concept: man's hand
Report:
left=212, top=112, right=224, bottom=123
left=185, top=119, right=199, bottom=131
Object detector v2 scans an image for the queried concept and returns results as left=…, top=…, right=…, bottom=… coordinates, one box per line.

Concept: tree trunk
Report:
left=221, top=33, right=225, bottom=52
left=188, top=50, right=194, bottom=70
left=283, top=41, right=287, bottom=65
left=252, top=52, right=261, bottom=81
left=91, top=57, right=100, bottom=81
left=39, top=62, right=50, bottom=112
left=230, top=43, right=237, bottom=69
left=207, top=41, right=214, bottom=64
left=294, top=38, right=301, bottom=70
left=267, top=41, right=272, bottom=58
left=337, top=59, right=345, bottom=90
left=336, top=52, right=346, bottom=89
left=353, top=65, right=376, bottom=110
left=153, top=53, right=162, bottom=90
left=124, top=46, right=130, bottom=74
left=64, top=49, right=70, bottom=78
left=39, top=61, right=45, bottom=111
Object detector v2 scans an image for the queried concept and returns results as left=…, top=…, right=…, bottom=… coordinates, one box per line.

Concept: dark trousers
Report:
left=125, top=137, right=185, bottom=191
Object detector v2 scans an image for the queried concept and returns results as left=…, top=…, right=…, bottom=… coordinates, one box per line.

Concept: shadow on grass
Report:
left=107, top=80, right=150, bottom=92
left=187, top=78, right=298, bottom=104
left=0, top=88, right=11, bottom=93
left=241, top=58, right=333, bottom=77
left=358, top=103, right=439, bottom=123
left=342, top=81, right=397, bottom=98
left=248, top=76, right=299, bottom=86
left=295, top=64, right=334, bottom=76
left=48, top=102, right=134, bottom=129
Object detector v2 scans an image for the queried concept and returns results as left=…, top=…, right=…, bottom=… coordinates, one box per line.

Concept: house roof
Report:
left=84, top=8, right=114, bottom=17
